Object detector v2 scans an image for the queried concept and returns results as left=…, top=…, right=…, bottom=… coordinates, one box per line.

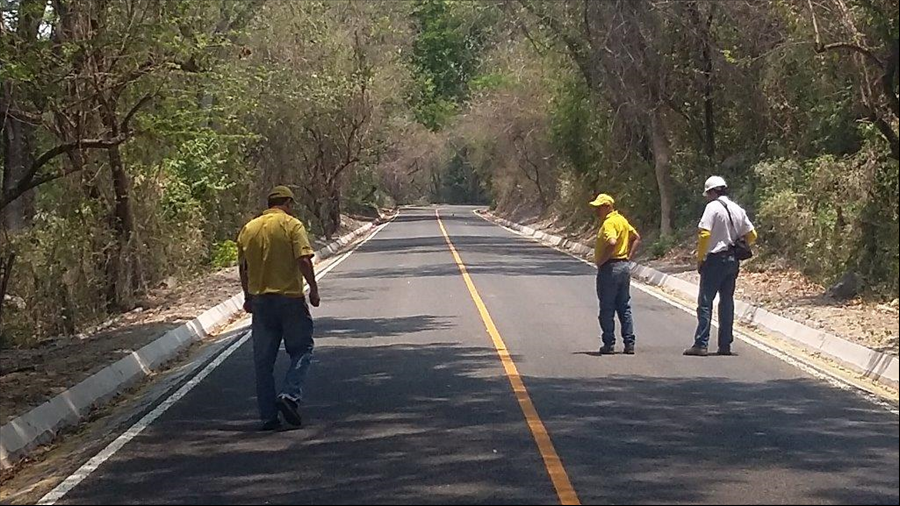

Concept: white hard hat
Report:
left=703, top=176, right=728, bottom=196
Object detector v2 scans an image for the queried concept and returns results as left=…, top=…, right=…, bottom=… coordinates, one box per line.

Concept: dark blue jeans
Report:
left=597, top=261, right=635, bottom=347
left=693, top=251, right=740, bottom=350
left=251, top=294, right=315, bottom=423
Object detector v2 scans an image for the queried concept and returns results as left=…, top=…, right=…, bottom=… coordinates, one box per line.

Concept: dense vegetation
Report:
left=2, top=0, right=898, bottom=346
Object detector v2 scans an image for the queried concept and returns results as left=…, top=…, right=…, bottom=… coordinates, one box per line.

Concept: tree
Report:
left=518, top=0, right=677, bottom=236
left=409, top=0, right=489, bottom=130
left=806, top=0, right=899, bottom=160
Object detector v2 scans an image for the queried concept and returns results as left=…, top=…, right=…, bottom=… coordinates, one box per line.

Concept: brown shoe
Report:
left=599, top=345, right=616, bottom=355
left=683, top=346, right=708, bottom=357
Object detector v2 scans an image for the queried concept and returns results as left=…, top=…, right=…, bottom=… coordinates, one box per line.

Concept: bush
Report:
left=753, top=141, right=899, bottom=296
left=210, top=240, right=239, bottom=269
left=648, top=236, right=677, bottom=260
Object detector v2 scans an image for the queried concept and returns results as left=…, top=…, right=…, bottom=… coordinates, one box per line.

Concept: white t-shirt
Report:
left=699, top=197, right=755, bottom=256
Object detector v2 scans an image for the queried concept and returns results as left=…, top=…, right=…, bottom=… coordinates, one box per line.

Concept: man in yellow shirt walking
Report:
left=590, top=194, right=642, bottom=355
left=237, top=186, right=320, bottom=431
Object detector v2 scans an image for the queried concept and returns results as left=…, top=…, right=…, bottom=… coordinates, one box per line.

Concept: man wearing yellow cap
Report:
left=237, top=185, right=319, bottom=431
left=590, top=193, right=641, bottom=355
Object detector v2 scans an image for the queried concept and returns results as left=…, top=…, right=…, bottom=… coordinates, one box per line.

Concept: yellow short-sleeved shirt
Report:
left=237, top=209, right=315, bottom=297
left=595, top=210, right=638, bottom=262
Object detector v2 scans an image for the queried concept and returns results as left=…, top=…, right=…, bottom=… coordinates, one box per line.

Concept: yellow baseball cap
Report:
left=589, top=193, right=615, bottom=208
left=268, top=185, right=295, bottom=200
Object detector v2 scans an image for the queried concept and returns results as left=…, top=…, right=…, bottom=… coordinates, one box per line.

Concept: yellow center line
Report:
left=435, top=209, right=581, bottom=506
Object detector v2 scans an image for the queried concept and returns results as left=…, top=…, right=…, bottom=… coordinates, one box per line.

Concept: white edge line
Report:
left=38, top=217, right=395, bottom=506
left=475, top=210, right=899, bottom=416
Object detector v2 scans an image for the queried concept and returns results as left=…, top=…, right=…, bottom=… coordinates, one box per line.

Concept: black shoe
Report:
left=683, top=346, right=709, bottom=357
left=276, top=396, right=303, bottom=427
left=716, top=347, right=738, bottom=356
left=260, top=419, right=282, bottom=432
left=623, top=345, right=635, bottom=355
left=599, top=345, right=616, bottom=355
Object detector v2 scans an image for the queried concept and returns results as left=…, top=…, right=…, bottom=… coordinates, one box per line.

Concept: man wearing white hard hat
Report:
left=684, top=177, right=758, bottom=357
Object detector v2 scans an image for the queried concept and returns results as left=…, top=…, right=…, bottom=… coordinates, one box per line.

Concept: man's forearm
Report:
left=628, top=236, right=641, bottom=260
left=239, top=261, right=250, bottom=295
left=299, top=257, right=318, bottom=292
left=697, top=230, right=712, bottom=263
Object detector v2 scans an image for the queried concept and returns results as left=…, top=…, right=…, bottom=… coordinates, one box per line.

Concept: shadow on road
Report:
left=61, top=329, right=899, bottom=505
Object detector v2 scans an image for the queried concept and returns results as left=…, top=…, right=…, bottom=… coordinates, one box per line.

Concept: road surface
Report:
left=52, top=207, right=899, bottom=505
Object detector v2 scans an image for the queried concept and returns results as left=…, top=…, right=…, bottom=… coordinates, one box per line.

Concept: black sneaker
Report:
left=623, top=344, right=635, bottom=355
left=260, top=419, right=282, bottom=432
left=683, top=346, right=709, bottom=357
left=276, top=396, right=303, bottom=427
left=716, top=347, right=738, bottom=356
left=599, top=345, right=616, bottom=355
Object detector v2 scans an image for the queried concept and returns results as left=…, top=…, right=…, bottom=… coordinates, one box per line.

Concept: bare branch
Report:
left=1, top=94, right=155, bottom=211
left=818, top=41, right=884, bottom=67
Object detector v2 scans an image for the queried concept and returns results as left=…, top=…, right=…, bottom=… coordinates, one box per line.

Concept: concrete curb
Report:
left=482, top=211, right=899, bottom=390
left=0, top=219, right=381, bottom=469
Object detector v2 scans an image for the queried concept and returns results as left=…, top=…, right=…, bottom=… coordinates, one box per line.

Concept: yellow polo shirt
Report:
left=237, top=209, right=315, bottom=297
left=595, top=210, right=638, bottom=262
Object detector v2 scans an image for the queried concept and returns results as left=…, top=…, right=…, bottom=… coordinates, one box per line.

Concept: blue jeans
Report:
left=251, top=294, right=315, bottom=423
left=597, top=261, right=635, bottom=347
left=693, top=251, right=740, bottom=349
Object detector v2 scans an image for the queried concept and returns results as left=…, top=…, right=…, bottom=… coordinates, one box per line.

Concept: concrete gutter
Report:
left=1, top=219, right=381, bottom=469
left=483, top=211, right=899, bottom=390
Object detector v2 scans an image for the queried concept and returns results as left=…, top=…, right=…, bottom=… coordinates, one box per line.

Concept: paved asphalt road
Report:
left=55, top=207, right=899, bottom=505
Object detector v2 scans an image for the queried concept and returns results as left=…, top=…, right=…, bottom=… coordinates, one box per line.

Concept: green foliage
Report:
left=547, top=76, right=659, bottom=232
left=436, top=149, right=490, bottom=204
left=754, top=142, right=898, bottom=295
left=159, top=134, right=237, bottom=220
left=4, top=0, right=899, bottom=349
left=210, top=240, right=239, bottom=269
left=648, top=236, right=678, bottom=260
left=408, top=0, right=489, bottom=130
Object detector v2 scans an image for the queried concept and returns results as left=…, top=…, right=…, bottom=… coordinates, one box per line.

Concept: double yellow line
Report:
left=435, top=210, right=580, bottom=506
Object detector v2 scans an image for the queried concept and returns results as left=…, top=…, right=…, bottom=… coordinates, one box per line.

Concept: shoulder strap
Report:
left=717, top=199, right=738, bottom=238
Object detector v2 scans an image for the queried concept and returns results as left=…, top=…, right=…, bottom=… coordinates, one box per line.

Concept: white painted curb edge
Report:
left=0, top=219, right=380, bottom=469
left=484, top=212, right=899, bottom=390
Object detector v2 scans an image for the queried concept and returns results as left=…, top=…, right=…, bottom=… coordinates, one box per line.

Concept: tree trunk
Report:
left=650, top=109, right=674, bottom=238
left=325, top=183, right=342, bottom=239
left=100, top=98, right=140, bottom=310
left=0, top=252, right=15, bottom=342
left=700, top=6, right=716, bottom=160
left=108, top=145, right=136, bottom=247
left=2, top=81, right=36, bottom=231
left=1, top=0, right=47, bottom=231
left=686, top=1, right=717, bottom=160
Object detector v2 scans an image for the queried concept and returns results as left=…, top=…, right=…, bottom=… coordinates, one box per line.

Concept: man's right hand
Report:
left=243, top=294, right=253, bottom=313
left=309, top=288, right=321, bottom=307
